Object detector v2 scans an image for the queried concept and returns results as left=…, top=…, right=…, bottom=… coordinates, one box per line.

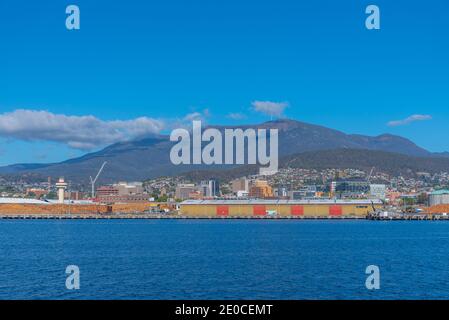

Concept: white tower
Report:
left=55, top=177, right=68, bottom=204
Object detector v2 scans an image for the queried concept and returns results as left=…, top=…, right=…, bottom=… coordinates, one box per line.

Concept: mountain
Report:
left=255, top=119, right=431, bottom=157
left=433, top=151, right=449, bottom=158
left=0, top=119, right=440, bottom=184
left=281, top=149, right=449, bottom=175
left=0, top=163, right=52, bottom=174
left=180, top=149, right=449, bottom=182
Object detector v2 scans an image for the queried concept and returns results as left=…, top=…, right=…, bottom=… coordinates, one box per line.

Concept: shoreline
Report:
left=0, top=214, right=447, bottom=220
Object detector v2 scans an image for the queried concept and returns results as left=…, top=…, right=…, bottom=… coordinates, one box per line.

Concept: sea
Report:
left=0, top=219, right=448, bottom=300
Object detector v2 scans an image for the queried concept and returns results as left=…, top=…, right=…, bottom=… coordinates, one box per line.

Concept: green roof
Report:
left=431, top=189, right=449, bottom=195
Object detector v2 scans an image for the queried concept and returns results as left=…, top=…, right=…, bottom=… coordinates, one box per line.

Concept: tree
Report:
left=402, top=197, right=416, bottom=207
left=417, top=193, right=428, bottom=205
left=27, top=192, right=36, bottom=198
left=45, top=192, right=58, bottom=200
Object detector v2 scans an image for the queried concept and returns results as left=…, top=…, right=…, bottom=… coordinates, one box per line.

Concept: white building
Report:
left=236, top=191, right=249, bottom=198
left=231, top=177, right=249, bottom=194
left=114, top=181, right=144, bottom=195
left=429, top=190, right=449, bottom=206
left=370, top=184, right=386, bottom=200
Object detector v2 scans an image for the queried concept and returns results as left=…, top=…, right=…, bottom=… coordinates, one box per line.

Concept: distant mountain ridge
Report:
left=0, top=119, right=446, bottom=184
left=180, top=149, right=449, bottom=182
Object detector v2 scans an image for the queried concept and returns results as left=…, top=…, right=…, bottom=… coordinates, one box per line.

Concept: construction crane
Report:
left=367, top=167, right=375, bottom=183
left=90, top=161, right=107, bottom=198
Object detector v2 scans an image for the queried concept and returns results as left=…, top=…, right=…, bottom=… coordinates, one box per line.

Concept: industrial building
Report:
left=429, top=190, right=449, bottom=206
left=331, top=180, right=370, bottom=197
left=179, top=199, right=383, bottom=218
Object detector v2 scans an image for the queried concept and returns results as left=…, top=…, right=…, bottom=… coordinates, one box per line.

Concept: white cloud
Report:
left=226, top=112, right=247, bottom=120
left=251, top=101, right=288, bottom=117
left=0, top=109, right=164, bottom=150
left=169, top=109, right=210, bottom=133
left=0, top=108, right=216, bottom=151
left=387, top=114, right=432, bottom=127
left=183, top=108, right=210, bottom=122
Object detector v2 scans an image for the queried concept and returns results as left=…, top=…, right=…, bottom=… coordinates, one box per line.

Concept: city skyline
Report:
left=1, top=0, right=448, bottom=166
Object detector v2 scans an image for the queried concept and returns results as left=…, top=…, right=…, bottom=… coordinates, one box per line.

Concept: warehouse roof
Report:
left=431, top=190, right=449, bottom=195
left=0, top=197, right=50, bottom=204
left=181, top=199, right=382, bottom=205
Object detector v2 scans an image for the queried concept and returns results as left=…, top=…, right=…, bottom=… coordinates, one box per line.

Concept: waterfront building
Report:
left=96, top=182, right=149, bottom=203
left=96, top=186, right=119, bottom=197
left=26, top=188, right=48, bottom=199
left=208, top=179, right=220, bottom=197
left=231, top=177, right=249, bottom=194
left=332, top=180, right=370, bottom=198
left=200, top=179, right=220, bottom=198
left=289, top=186, right=317, bottom=200
left=179, top=199, right=382, bottom=218
left=249, top=180, right=273, bottom=199
left=236, top=190, right=249, bottom=198
left=175, top=184, right=197, bottom=200
left=370, top=184, right=386, bottom=200
left=274, top=187, right=289, bottom=198
left=115, top=182, right=144, bottom=196
left=429, top=189, right=449, bottom=206
left=64, top=191, right=85, bottom=201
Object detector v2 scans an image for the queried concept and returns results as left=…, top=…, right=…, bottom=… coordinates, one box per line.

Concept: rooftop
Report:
left=181, top=199, right=383, bottom=205
left=0, top=197, right=50, bottom=204
left=431, top=189, right=449, bottom=195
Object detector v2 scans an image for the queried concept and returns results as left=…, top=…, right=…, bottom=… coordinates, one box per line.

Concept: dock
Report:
left=367, top=212, right=449, bottom=221
left=0, top=213, right=447, bottom=220
left=0, top=213, right=368, bottom=220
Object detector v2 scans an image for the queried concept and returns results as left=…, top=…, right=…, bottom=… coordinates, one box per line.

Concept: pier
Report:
left=0, top=213, right=448, bottom=220
left=367, top=212, right=449, bottom=221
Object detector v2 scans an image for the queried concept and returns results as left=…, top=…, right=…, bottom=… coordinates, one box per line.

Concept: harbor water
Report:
left=0, top=219, right=448, bottom=299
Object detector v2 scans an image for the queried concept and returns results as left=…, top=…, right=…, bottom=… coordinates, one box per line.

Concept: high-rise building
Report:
left=199, top=181, right=209, bottom=197
left=199, top=179, right=220, bottom=198
left=231, top=177, right=249, bottom=194
left=208, top=179, right=220, bottom=197
left=175, top=184, right=197, bottom=200
left=249, top=180, right=273, bottom=199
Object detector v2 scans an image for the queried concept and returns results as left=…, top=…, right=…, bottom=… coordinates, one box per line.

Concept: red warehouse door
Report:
left=253, top=205, right=266, bottom=216
left=329, top=205, right=342, bottom=216
left=291, top=205, right=304, bottom=216
left=216, top=205, right=229, bottom=216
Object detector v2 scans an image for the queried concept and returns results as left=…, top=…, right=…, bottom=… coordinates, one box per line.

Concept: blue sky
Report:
left=0, top=0, right=448, bottom=165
